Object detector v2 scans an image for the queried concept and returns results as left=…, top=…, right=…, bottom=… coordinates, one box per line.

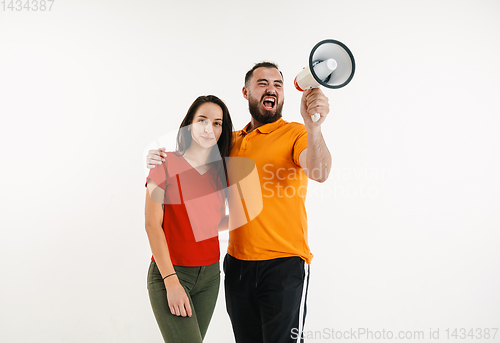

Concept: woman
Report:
left=144, top=95, right=233, bottom=342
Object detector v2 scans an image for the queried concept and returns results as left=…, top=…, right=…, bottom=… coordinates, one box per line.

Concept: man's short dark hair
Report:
left=244, top=62, right=284, bottom=86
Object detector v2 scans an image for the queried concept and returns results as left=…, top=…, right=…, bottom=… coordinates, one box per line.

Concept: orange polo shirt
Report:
left=227, top=118, right=313, bottom=264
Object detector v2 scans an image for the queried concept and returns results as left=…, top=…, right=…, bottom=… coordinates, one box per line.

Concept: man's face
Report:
left=243, top=67, right=285, bottom=125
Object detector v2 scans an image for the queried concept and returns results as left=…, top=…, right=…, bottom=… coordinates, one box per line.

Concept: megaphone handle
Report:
left=308, top=86, right=321, bottom=122
left=311, top=113, right=321, bottom=122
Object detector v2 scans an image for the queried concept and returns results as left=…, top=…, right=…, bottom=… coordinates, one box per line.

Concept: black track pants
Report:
left=224, top=254, right=310, bottom=343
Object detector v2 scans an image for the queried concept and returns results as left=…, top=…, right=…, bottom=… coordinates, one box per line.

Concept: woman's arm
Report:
left=218, top=215, right=229, bottom=232
left=145, top=180, right=192, bottom=317
left=217, top=200, right=229, bottom=232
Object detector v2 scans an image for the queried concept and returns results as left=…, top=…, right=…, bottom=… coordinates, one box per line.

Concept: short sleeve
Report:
left=292, top=125, right=308, bottom=166
left=145, top=161, right=168, bottom=190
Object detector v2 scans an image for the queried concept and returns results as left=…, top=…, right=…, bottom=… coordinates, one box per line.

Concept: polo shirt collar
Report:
left=241, top=118, right=285, bottom=135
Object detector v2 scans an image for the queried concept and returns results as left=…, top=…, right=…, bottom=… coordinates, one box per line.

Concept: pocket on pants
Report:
left=147, top=261, right=163, bottom=290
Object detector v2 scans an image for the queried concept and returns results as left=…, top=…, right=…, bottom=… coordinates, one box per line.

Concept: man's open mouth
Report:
left=262, top=96, right=276, bottom=110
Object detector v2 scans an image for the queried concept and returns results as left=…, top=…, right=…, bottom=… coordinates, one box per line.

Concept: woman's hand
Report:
left=164, top=276, right=192, bottom=317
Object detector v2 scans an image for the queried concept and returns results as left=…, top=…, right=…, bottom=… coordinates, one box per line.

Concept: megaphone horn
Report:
left=295, top=39, right=355, bottom=122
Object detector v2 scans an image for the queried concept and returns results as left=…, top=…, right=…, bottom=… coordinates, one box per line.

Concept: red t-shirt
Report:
left=145, top=152, right=223, bottom=266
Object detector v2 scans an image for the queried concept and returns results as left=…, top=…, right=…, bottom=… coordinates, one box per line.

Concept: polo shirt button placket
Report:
left=241, top=134, right=250, bottom=151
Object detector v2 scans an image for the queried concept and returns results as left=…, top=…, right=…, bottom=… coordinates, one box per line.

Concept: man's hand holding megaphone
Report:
left=300, top=88, right=330, bottom=128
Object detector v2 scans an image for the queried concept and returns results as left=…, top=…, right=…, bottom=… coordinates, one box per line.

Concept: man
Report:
left=146, top=62, right=331, bottom=343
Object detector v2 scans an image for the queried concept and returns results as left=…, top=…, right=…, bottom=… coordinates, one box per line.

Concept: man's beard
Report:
left=248, top=94, right=284, bottom=125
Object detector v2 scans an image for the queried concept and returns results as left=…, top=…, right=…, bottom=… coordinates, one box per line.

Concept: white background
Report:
left=1, top=0, right=499, bottom=342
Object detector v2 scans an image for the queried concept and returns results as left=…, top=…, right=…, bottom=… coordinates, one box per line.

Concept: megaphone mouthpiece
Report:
left=312, top=58, right=337, bottom=81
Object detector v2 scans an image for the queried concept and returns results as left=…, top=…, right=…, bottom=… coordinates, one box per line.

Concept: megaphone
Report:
left=294, top=39, right=355, bottom=122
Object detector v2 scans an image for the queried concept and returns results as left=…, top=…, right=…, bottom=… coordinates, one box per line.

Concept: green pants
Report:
left=147, top=260, right=220, bottom=343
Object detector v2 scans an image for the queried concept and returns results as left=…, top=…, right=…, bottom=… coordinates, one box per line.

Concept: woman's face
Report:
left=190, top=102, right=224, bottom=149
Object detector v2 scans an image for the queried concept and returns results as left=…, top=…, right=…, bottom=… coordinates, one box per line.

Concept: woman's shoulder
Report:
left=165, top=151, right=183, bottom=162
left=164, top=151, right=190, bottom=173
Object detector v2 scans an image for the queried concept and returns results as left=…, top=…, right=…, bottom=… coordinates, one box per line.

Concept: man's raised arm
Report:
left=298, top=88, right=332, bottom=183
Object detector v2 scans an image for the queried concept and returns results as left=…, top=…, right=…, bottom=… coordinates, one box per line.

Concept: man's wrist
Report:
left=306, top=124, right=322, bottom=135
